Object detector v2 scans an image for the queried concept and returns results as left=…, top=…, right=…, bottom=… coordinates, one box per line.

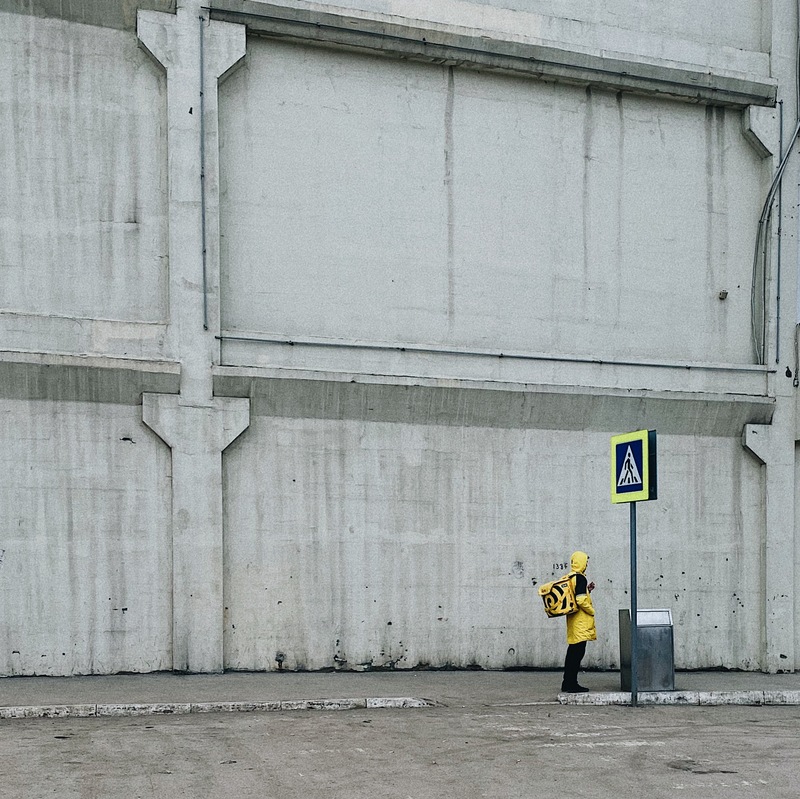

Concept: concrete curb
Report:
left=0, top=696, right=436, bottom=720
left=559, top=690, right=800, bottom=706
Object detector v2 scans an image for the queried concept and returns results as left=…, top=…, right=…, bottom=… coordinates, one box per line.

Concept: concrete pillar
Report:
left=143, top=394, right=249, bottom=672
left=138, top=5, right=250, bottom=671
left=137, top=2, right=246, bottom=402
left=744, top=412, right=796, bottom=672
left=742, top=0, right=800, bottom=676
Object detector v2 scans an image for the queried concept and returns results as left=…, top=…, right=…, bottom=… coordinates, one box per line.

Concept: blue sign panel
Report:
left=615, top=438, right=643, bottom=495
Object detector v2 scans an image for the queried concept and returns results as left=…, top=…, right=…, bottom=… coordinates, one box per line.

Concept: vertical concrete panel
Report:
left=219, top=40, right=763, bottom=368
left=223, top=407, right=763, bottom=671
left=0, top=400, right=172, bottom=675
left=0, top=13, right=168, bottom=322
left=455, top=80, right=761, bottom=362
left=635, top=435, right=765, bottom=669
left=219, top=39, right=449, bottom=345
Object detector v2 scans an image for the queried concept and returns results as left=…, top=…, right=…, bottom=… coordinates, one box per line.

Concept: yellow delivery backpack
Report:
left=538, top=573, right=577, bottom=618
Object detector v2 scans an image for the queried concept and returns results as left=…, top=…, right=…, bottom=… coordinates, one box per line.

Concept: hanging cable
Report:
left=751, top=1, right=800, bottom=364
left=751, top=127, right=798, bottom=363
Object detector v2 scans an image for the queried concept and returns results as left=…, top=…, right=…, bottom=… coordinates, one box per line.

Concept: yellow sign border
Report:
left=611, top=429, right=650, bottom=504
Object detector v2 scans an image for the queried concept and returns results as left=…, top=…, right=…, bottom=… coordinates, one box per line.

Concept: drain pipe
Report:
left=776, top=100, right=784, bottom=364
left=200, top=13, right=209, bottom=331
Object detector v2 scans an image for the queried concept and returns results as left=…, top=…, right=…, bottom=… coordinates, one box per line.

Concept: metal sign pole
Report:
left=630, top=501, right=638, bottom=707
left=611, top=429, right=656, bottom=707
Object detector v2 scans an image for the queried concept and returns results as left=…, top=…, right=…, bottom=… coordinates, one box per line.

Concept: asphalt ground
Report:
left=1, top=671, right=799, bottom=799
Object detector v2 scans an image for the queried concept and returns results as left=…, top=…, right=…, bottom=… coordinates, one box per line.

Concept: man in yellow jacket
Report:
left=562, top=550, right=596, bottom=693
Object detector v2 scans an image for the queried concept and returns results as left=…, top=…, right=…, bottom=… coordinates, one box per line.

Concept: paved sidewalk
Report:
left=0, top=669, right=799, bottom=718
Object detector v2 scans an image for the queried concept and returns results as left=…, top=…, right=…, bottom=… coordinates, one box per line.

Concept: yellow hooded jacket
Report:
left=566, top=551, right=596, bottom=644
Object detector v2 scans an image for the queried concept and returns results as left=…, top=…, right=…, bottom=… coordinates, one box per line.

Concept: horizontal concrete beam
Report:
left=218, top=334, right=775, bottom=396
left=0, top=314, right=170, bottom=363
left=0, top=351, right=180, bottom=404
left=0, top=351, right=774, bottom=433
left=213, top=367, right=775, bottom=437
left=208, top=0, right=776, bottom=108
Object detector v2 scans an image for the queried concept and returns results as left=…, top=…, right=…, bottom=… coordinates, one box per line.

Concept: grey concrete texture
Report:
left=0, top=353, right=180, bottom=404
left=1, top=0, right=797, bottom=684
left=215, top=371, right=775, bottom=436
left=3, top=671, right=800, bottom=799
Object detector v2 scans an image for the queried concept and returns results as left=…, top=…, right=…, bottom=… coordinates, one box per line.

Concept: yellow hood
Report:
left=570, top=551, right=589, bottom=574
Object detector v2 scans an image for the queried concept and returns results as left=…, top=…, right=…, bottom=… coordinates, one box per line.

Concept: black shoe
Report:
left=560, top=684, right=589, bottom=693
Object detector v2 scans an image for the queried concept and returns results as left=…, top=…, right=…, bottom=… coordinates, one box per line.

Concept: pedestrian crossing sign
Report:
left=611, top=429, right=657, bottom=504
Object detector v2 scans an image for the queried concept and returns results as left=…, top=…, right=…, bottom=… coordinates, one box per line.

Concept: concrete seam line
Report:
left=0, top=697, right=435, bottom=720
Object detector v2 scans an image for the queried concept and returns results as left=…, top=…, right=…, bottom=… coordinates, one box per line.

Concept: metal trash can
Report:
left=619, top=608, right=674, bottom=691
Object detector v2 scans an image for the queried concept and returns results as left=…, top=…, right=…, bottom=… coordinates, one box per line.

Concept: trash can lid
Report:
left=637, top=609, right=672, bottom=626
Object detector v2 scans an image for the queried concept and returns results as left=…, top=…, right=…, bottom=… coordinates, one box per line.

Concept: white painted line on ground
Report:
left=489, top=701, right=561, bottom=707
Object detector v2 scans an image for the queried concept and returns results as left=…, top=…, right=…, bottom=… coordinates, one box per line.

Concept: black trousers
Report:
left=562, top=641, right=587, bottom=689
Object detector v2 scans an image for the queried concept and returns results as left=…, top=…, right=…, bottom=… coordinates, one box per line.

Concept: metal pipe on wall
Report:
left=200, top=13, right=209, bottom=331
left=216, top=333, right=775, bottom=375
left=777, top=100, right=784, bottom=364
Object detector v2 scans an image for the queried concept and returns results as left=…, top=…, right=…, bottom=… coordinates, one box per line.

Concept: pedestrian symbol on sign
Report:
left=618, top=445, right=642, bottom=487
left=610, top=430, right=657, bottom=504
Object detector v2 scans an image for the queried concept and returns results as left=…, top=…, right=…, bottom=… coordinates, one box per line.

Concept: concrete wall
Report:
left=223, top=383, right=765, bottom=671
left=0, top=0, right=796, bottom=676
left=219, top=38, right=763, bottom=367
left=0, top=398, right=172, bottom=676
left=0, top=11, right=170, bottom=360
